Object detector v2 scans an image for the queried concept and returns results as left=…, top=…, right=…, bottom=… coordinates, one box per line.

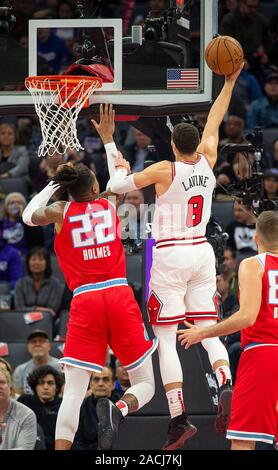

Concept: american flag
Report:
left=167, top=68, right=199, bottom=89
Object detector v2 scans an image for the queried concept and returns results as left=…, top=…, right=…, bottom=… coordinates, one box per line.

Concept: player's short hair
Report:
left=52, top=162, right=95, bottom=201
left=256, top=211, right=278, bottom=249
left=172, top=123, right=200, bottom=155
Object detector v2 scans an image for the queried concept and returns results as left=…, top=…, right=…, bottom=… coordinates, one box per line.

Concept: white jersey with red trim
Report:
left=152, top=154, right=216, bottom=241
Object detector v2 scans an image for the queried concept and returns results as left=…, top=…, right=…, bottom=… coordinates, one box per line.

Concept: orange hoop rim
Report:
left=25, top=75, right=103, bottom=91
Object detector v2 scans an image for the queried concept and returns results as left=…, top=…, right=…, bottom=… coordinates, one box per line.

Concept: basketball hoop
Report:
left=25, top=75, right=102, bottom=158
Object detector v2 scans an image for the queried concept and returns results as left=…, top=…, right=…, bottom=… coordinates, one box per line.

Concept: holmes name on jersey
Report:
left=182, top=174, right=209, bottom=192
left=83, top=245, right=111, bottom=261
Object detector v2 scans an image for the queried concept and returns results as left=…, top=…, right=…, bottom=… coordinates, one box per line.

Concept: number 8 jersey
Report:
left=152, top=154, right=216, bottom=241
left=54, top=198, right=126, bottom=291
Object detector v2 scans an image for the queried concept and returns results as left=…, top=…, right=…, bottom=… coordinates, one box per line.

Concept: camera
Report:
left=143, top=16, right=166, bottom=42
left=220, top=127, right=276, bottom=215
left=206, top=216, right=229, bottom=268
left=0, top=4, right=15, bottom=35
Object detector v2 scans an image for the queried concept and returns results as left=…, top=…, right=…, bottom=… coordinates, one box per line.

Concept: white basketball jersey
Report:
left=152, top=154, right=216, bottom=241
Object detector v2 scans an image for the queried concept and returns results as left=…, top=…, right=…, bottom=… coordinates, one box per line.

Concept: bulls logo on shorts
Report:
left=147, top=291, right=163, bottom=324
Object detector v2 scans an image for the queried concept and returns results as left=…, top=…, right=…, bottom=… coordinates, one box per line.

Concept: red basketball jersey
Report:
left=54, top=198, right=126, bottom=291
left=241, top=253, right=278, bottom=350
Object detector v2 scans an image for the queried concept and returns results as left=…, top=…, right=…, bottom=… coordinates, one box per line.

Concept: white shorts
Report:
left=147, top=239, right=218, bottom=326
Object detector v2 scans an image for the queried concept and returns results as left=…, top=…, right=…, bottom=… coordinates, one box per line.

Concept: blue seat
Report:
left=0, top=311, right=53, bottom=341
left=211, top=200, right=234, bottom=231
left=0, top=177, right=29, bottom=199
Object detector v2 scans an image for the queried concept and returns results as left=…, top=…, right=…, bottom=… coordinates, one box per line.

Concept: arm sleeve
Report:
left=12, top=409, right=37, bottom=450
left=108, top=169, right=137, bottom=194
left=104, top=142, right=118, bottom=178
left=22, top=182, right=60, bottom=226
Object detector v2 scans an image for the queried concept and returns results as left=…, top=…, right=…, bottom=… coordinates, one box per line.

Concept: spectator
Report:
left=14, top=246, right=63, bottom=316
left=114, top=360, right=131, bottom=393
left=0, top=193, right=44, bottom=256
left=271, top=138, right=278, bottom=168
left=18, top=365, right=64, bottom=450
left=124, top=129, right=152, bottom=173
left=0, top=123, right=29, bottom=178
left=269, top=14, right=278, bottom=68
left=263, top=169, right=278, bottom=200
left=216, top=273, right=241, bottom=382
left=0, top=358, right=19, bottom=398
left=217, top=271, right=239, bottom=318
left=229, top=63, right=263, bottom=119
left=0, top=369, right=37, bottom=450
left=37, top=28, right=71, bottom=74
left=246, top=72, right=278, bottom=129
left=121, top=190, right=145, bottom=242
left=226, top=201, right=257, bottom=254
left=13, top=330, right=61, bottom=396
left=220, top=0, right=269, bottom=72
left=0, top=234, right=23, bottom=290
left=72, top=367, right=123, bottom=450
left=223, top=248, right=239, bottom=298
left=216, top=152, right=253, bottom=196
left=218, top=115, right=246, bottom=166
left=220, top=115, right=246, bottom=147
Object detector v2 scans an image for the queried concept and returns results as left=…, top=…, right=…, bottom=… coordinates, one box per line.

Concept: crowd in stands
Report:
left=0, top=0, right=277, bottom=450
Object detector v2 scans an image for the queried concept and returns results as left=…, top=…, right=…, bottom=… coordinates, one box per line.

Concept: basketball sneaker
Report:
left=215, top=380, right=233, bottom=434
left=96, top=398, right=124, bottom=450
left=162, top=413, right=197, bottom=450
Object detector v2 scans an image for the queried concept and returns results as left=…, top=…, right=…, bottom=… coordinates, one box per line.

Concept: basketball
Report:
left=205, top=36, right=244, bottom=76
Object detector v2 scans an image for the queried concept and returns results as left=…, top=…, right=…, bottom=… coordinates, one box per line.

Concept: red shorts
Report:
left=227, top=345, right=278, bottom=445
left=61, top=283, right=157, bottom=373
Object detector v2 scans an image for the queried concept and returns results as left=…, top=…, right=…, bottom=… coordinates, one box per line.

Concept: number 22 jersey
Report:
left=54, top=198, right=126, bottom=291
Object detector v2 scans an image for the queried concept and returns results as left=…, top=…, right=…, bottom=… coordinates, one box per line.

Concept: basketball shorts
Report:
left=227, top=345, right=278, bottom=445
left=60, top=280, right=158, bottom=373
left=147, top=240, right=218, bottom=326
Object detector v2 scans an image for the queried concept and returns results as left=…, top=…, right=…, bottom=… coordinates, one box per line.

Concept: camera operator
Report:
left=263, top=168, right=278, bottom=201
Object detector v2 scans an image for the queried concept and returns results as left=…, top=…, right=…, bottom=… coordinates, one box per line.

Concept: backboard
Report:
left=0, top=0, right=218, bottom=117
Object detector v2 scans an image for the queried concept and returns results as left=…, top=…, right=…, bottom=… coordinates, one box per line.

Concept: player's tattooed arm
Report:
left=31, top=201, right=66, bottom=226
left=96, top=189, right=125, bottom=209
left=120, top=394, right=139, bottom=413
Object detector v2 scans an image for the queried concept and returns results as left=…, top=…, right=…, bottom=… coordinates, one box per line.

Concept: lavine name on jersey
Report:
left=83, top=245, right=111, bottom=261
left=182, top=174, right=209, bottom=192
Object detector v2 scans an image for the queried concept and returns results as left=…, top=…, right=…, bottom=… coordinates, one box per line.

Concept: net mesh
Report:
left=25, top=76, right=102, bottom=158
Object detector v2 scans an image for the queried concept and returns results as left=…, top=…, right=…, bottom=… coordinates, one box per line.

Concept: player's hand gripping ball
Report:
left=205, top=35, right=244, bottom=76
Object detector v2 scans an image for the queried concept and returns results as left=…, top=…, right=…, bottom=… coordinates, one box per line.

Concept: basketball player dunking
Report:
left=102, top=63, right=244, bottom=450
left=177, top=211, right=278, bottom=451
left=22, top=106, right=158, bottom=451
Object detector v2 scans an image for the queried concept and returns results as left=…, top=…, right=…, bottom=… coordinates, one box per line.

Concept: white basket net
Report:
left=25, top=76, right=102, bottom=158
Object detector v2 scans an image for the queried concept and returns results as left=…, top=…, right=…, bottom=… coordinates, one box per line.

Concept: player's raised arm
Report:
left=198, top=63, right=244, bottom=168
left=177, top=256, right=263, bottom=349
left=22, top=182, right=65, bottom=226
left=91, top=103, right=118, bottom=178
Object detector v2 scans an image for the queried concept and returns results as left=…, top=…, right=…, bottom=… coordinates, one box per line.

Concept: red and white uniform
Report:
left=227, top=253, right=278, bottom=445
left=148, top=154, right=218, bottom=325
left=55, top=198, right=157, bottom=373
